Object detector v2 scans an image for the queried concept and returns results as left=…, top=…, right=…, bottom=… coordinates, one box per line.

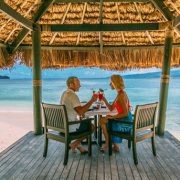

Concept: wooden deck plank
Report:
left=89, top=145, right=98, bottom=180
left=15, top=139, right=51, bottom=180
left=137, top=142, right=157, bottom=180
left=23, top=141, right=58, bottom=180
left=59, top=149, right=76, bottom=180
left=14, top=137, right=45, bottom=180
left=110, top=153, right=119, bottom=180
left=81, top=151, right=92, bottom=180
left=28, top=141, right=59, bottom=180
left=66, top=150, right=81, bottom=179
left=51, top=153, right=66, bottom=180
left=0, top=134, right=38, bottom=178
left=0, top=132, right=34, bottom=168
left=0, top=131, right=179, bottom=180
left=1, top=135, right=42, bottom=179
left=74, top=151, right=87, bottom=180
left=120, top=143, right=134, bottom=180
left=37, top=144, right=63, bottom=180
left=115, top=146, right=127, bottom=180
left=143, top=140, right=172, bottom=180
left=121, top=143, right=141, bottom=180
left=104, top=153, right=112, bottom=180
left=154, top=138, right=180, bottom=180
left=43, top=145, right=64, bottom=180
left=97, top=150, right=104, bottom=180
left=126, top=150, right=143, bottom=180
left=140, top=141, right=164, bottom=180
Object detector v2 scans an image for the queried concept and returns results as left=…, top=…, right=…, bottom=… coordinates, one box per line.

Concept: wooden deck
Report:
left=0, top=131, right=180, bottom=180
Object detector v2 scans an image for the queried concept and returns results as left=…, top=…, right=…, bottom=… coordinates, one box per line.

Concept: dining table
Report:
left=84, top=105, right=118, bottom=146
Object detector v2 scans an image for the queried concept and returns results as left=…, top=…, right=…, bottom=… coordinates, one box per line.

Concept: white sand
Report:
left=0, top=111, right=180, bottom=153
left=0, top=112, right=33, bottom=152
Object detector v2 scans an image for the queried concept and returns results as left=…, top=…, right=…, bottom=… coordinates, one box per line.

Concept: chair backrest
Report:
left=134, top=102, right=158, bottom=132
left=41, top=103, right=69, bottom=133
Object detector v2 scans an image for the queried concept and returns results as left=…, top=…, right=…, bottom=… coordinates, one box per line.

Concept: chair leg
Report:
left=94, top=117, right=98, bottom=139
left=108, top=133, right=112, bottom=156
left=128, top=140, right=131, bottom=149
left=88, top=134, right=92, bottom=156
left=98, top=126, right=102, bottom=147
left=151, top=136, right=157, bottom=156
left=132, top=140, right=138, bottom=165
left=63, top=141, right=69, bottom=165
left=43, top=136, right=48, bottom=157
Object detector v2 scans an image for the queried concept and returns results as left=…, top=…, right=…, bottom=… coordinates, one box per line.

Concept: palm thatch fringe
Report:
left=0, top=47, right=16, bottom=69
left=1, top=48, right=180, bottom=70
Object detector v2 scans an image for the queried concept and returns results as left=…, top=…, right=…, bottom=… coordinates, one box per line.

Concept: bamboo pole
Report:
left=32, top=24, right=43, bottom=135
left=157, top=26, right=173, bottom=135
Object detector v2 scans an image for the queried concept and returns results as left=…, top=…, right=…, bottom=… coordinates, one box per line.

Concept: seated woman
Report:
left=99, top=74, right=132, bottom=152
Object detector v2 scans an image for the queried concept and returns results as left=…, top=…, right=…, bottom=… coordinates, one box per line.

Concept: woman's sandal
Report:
left=77, top=146, right=88, bottom=154
left=112, top=145, right=120, bottom=152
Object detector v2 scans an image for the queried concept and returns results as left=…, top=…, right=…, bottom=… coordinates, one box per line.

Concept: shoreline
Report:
left=0, top=110, right=180, bottom=153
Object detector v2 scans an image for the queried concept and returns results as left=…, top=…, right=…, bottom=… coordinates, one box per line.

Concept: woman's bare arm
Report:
left=102, top=96, right=114, bottom=111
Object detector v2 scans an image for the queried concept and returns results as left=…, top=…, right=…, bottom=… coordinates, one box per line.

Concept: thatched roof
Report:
left=1, top=0, right=180, bottom=70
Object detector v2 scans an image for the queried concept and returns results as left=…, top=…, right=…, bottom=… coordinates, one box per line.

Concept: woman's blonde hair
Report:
left=111, top=74, right=125, bottom=90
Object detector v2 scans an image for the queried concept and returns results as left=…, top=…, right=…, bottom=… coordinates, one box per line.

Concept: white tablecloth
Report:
left=85, top=108, right=118, bottom=117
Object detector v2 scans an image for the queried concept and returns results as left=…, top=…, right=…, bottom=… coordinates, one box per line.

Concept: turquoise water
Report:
left=0, top=77, right=180, bottom=127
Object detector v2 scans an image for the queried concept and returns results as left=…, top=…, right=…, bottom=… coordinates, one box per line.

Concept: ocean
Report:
left=0, top=77, right=180, bottom=131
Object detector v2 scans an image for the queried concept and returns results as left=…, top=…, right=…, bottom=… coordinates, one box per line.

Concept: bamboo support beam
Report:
left=150, top=0, right=173, bottom=21
left=134, top=2, right=154, bottom=44
left=5, top=0, right=39, bottom=43
left=170, top=2, right=180, bottom=14
left=76, top=3, right=87, bottom=45
left=99, top=0, right=103, bottom=54
left=0, top=0, right=27, bottom=32
left=41, top=23, right=161, bottom=32
left=49, top=3, right=71, bottom=45
left=32, top=24, right=42, bottom=135
left=116, top=3, right=125, bottom=44
left=157, top=27, right=173, bottom=136
left=0, top=1, right=33, bottom=31
left=173, top=15, right=180, bottom=37
left=19, top=42, right=180, bottom=50
left=9, top=0, right=55, bottom=54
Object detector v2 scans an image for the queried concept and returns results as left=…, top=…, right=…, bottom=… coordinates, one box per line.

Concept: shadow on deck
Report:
left=0, top=131, right=180, bottom=180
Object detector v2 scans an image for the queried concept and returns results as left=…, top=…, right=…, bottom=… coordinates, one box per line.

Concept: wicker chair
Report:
left=41, top=103, right=93, bottom=165
left=108, top=102, right=158, bottom=165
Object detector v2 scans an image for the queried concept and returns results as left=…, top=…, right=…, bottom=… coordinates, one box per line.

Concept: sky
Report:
left=0, top=63, right=164, bottom=79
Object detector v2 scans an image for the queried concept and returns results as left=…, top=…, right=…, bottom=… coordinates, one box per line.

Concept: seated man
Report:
left=60, top=76, right=97, bottom=153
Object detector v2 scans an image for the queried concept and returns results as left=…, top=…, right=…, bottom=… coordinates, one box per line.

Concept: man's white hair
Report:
left=66, top=76, right=78, bottom=87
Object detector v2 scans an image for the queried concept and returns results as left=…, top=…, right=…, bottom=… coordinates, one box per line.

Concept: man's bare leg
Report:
left=99, top=117, right=109, bottom=150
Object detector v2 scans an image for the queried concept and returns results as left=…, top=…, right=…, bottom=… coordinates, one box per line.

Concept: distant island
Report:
left=0, top=75, right=10, bottom=79
left=123, top=70, right=180, bottom=79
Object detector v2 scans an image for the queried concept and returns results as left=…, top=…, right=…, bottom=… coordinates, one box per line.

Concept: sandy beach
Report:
left=0, top=112, right=33, bottom=153
left=0, top=111, right=180, bottom=153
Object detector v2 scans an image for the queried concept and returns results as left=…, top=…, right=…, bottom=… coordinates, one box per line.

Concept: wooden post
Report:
left=32, top=24, right=43, bottom=135
left=157, top=25, right=173, bottom=136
